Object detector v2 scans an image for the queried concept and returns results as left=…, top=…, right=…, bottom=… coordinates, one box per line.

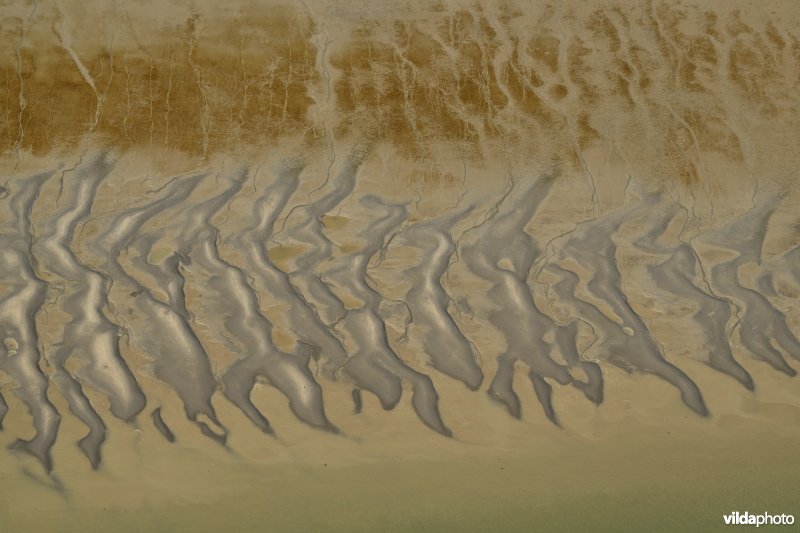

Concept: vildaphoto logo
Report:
left=723, top=511, right=795, bottom=527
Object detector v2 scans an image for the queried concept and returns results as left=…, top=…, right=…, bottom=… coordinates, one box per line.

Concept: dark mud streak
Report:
left=0, top=391, right=7, bottom=430
left=151, top=407, right=175, bottom=443
left=351, top=388, right=363, bottom=414
left=0, top=171, right=61, bottom=472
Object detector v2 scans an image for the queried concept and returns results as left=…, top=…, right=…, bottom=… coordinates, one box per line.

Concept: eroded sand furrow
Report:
left=394, top=206, right=483, bottom=390
left=547, top=196, right=709, bottom=416
left=698, top=196, right=800, bottom=377
left=327, top=196, right=451, bottom=436
left=167, top=171, right=333, bottom=434
left=206, top=237, right=335, bottom=434
left=85, top=171, right=225, bottom=440
left=278, top=158, right=450, bottom=433
left=632, top=198, right=753, bottom=389
left=650, top=246, right=754, bottom=389
left=0, top=171, right=61, bottom=471
left=29, top=157, right=147, bottom=467
left=553, top=322, right=604, bottom=405
left=33, top=159, right=143, bottom=421
left=461, top=174, right=584, bottom=423
left=282, top=158, right=363, bottom=325
left=3, top=157, right=800, bottom=473
left=226, top=166, right=349, bottom=382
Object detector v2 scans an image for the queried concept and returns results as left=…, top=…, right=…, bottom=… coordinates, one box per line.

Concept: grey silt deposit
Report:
left=395, top=205, right=484, bottom=391
left=696, top=193, right=800, bottom=376
left=0, top=171, right=61, bottom=471
left=1, top=159, right=800, bottom=471
left=544, top=193, right=709, bottom=417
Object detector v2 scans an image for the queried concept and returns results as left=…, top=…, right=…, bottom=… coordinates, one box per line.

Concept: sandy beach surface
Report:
left=1, top=0, right=800, bottom=531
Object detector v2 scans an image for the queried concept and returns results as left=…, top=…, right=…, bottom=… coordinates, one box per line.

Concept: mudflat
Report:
left=1, top=0, right=799, bottom=531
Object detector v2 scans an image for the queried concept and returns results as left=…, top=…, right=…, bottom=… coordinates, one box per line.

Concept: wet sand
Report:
left=1, top=360, right=799, bottom=532
left=1, top=0, right=800, bottom=530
